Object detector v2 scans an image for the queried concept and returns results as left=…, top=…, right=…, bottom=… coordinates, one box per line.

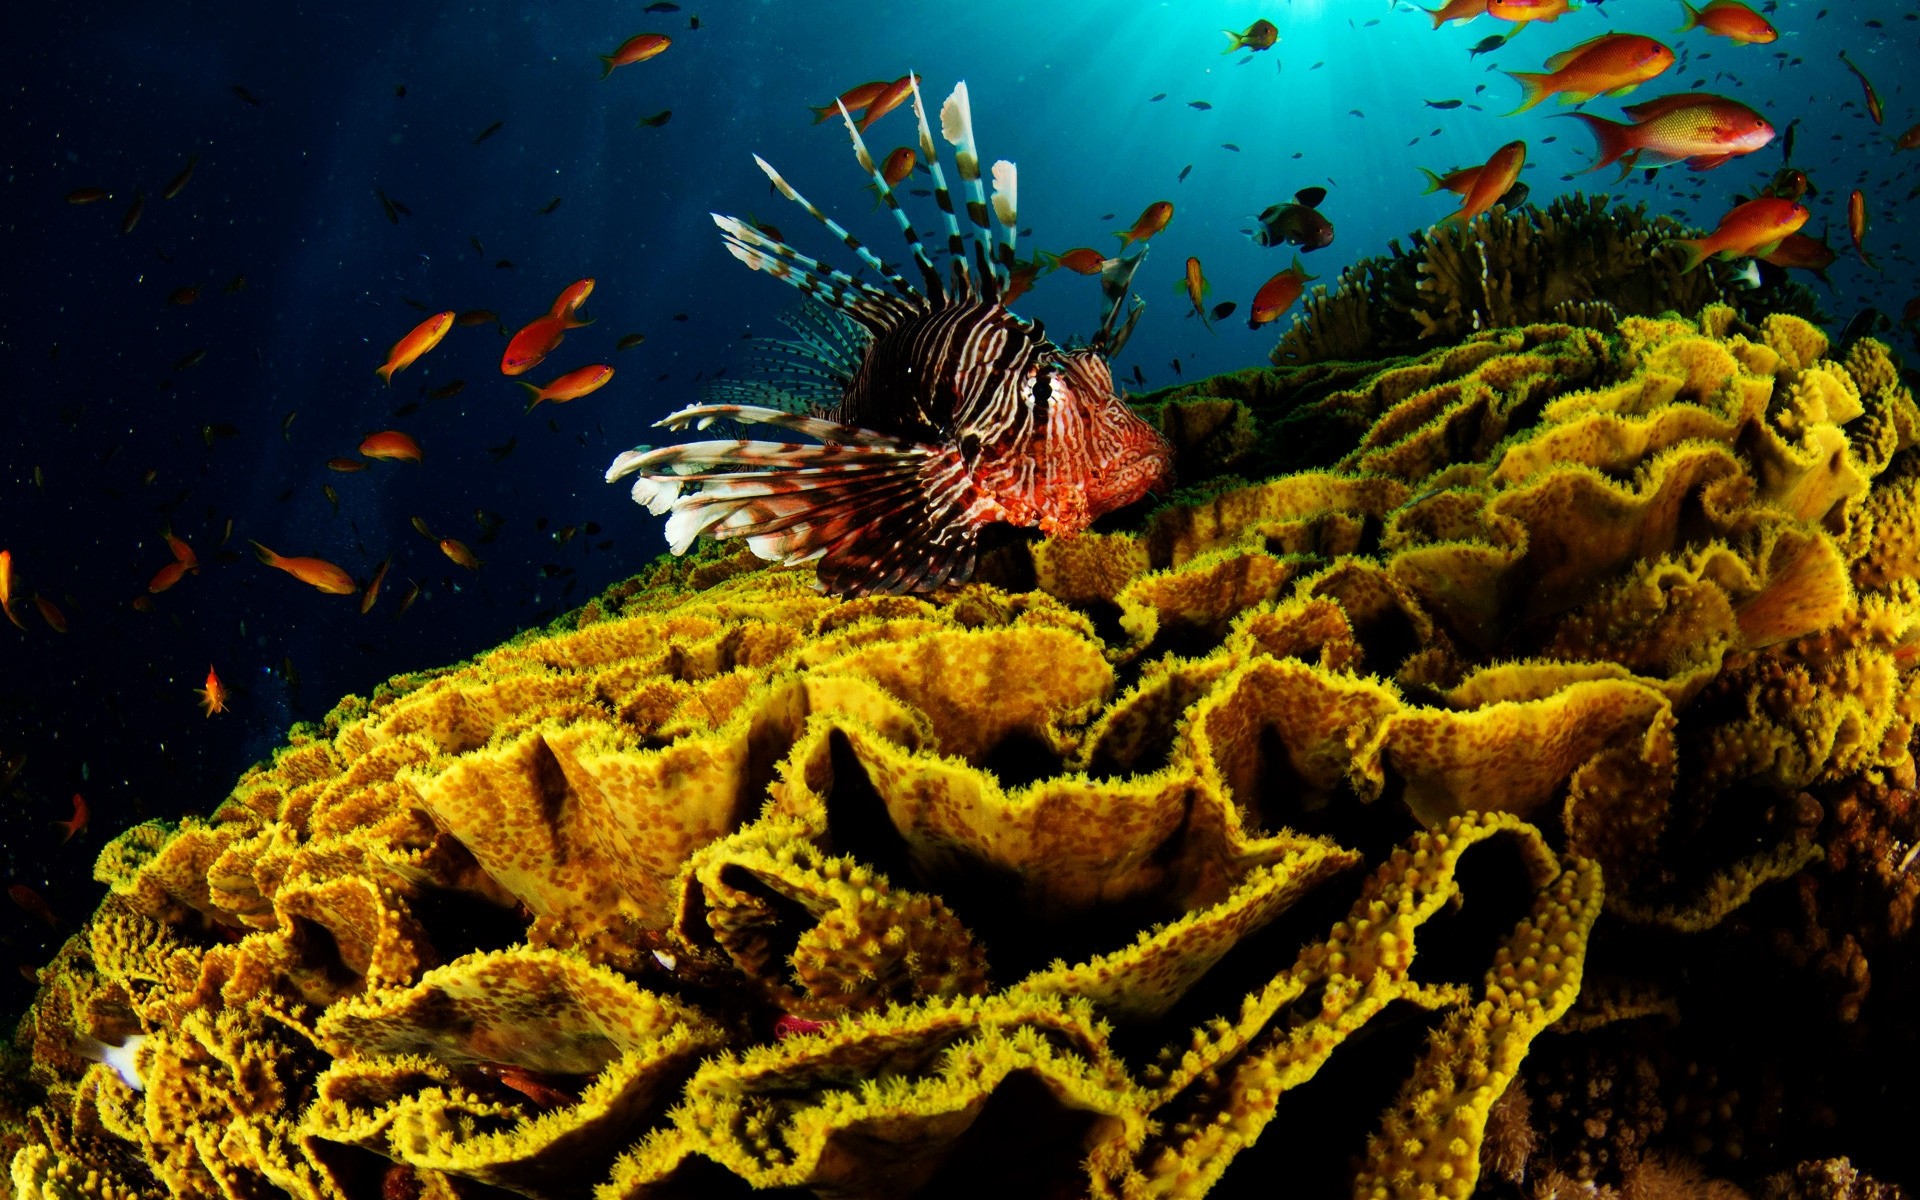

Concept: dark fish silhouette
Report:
left=1252, top=187, right=1335, bottom=251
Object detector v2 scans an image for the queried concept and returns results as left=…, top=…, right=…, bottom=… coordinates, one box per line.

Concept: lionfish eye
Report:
left=1031, top=367, right=1053, bottom=427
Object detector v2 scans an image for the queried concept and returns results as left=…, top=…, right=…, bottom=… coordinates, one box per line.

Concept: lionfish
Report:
left=606, top=75, right=1174, bottom=597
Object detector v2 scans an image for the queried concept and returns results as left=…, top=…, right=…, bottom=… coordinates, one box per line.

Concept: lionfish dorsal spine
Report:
left=833, top=98, right=946, bottom=301
left=939, top=82, right=1002, bottom=300
left=710, top=213, right=901, bottom=326
left=907, top=75, right=973, bottom=302
left=749, top=154, right=918, bottom=303
left=990, top=159, right=1019, bottom=282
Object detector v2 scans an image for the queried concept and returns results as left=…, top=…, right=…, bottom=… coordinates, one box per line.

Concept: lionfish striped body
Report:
left=607, top=76, right=1173, bottom=596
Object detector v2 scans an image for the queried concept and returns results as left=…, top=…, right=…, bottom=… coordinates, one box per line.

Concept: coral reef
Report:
left=1267, top=194, right=1824, bottom=366
left=8, top=310, right=1920, bottom=1200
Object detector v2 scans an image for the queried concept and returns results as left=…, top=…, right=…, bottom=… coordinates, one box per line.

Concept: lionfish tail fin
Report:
left=607, top=405, right=988, bottom=596
left=939, top=82, right=1003, bottom=300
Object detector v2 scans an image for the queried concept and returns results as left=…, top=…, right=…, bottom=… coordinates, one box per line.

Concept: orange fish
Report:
left=600, top=33, right=670, bottom=78
left=65, top=187, right=109, bottom=205
left=1759, top=230, right=1836, bottom=283
left=9, top=884, right=58, bottom=929
left=1114, top=201, right=1174, bottom=249
left=120, top=192, right=144, bottom=235
left=165, top=529, right=197, bottom=567
left=1505, top=34, right=1674, bottom=113
left=54, top=793, right=88, bottom=844
left=1671, top=196, right=1808, bottom=273
left=519, top=364, right=614, bottom=410
left=880, top=146, right=917, bottom=186
left=359, top=430, right=423, bottom=462
left=547, top=278, right=596, bottom=328
left=0, top=549, right=24, bottom=631
left=1447, top=140, right=1526, bottom=226
left=148, top=561, right=190, bottom=594
left=439, top=539, right=482, bottom=570
left=1249, top=257, right=1318, bottom=328
left=1565, top=94, right=1773, bottom=176
left=1418, top=164, right=1486, bottom=195
left=394, top=577, right=423, bottom=618
left=360, top=556, right=392, bottom=615
left=1488, top=0, right=1571, bottom=26
left=34, top=594, right=66, bottom=633
left=252, top=542, right=358, bottom=595
left=501, top=314, right=568, bottom=376
left=1839, top=52, right=1882, bottom=126
left=1423, top=0, right=1489, bottom=27
left=1678, top=0, right=1777, bottom=44
left=195, top=664, right=227, bottom=717
left=1177, top=257, right=1212, bottom=327
left=376, top=311, right=454, bottom=386
left=1003, top=257, right=1043, bottom=306
left=1848, top=189, right=1877, bottom=270
left=1898, top=122, right=1920, bottom=151
left=1223, top=20, right=1279, bottom=53
left=856, top=75, right=916, bottom=132
left=327, top=456, right=368, bottom=473
left=809, top=80, right=890, bottom=124
left=1040, top=247, right=1115, bottom=274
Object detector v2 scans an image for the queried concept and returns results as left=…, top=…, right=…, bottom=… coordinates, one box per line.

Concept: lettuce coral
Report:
left=7, top=309, right=1918, bottom=1200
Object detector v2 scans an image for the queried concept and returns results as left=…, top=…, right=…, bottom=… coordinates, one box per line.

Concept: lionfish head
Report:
left=1034, top=348, right=1175, bottom=533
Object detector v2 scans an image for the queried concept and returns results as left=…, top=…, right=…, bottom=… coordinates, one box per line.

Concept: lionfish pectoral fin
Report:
left=607, top=406, right=993, bottom=596
left=1093, top=247, right=1149, bottom=354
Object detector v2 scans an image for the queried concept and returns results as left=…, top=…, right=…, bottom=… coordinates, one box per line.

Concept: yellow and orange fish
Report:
left=1176, top=257, right=1212, bottom=328
left=501, top=314, right=568, bottom=376
left=1678, top=0, right=1777, bottom=44
left=856, top=75, right=916, bottom=132
left=810, top=80, right=891, bottom=125
left=1248, top=257, right=1318, bottom=328
left=1003, top=257, right=1043, bottom=306
left=1839, top=52, right=1883, bottom=126
left=1041, top=247, right=1115, bottom=275
left=1114, top=201, right=1173, bottom=249
left=878, top=146, right=917, bottom=187
left=1423, top=0, right=1489, bottom=28
left=1759, top=230, right=1836, bottom=283
left=1488, top=0, right=1571, bottom=26
left=547, top=278, right=596, bottom=328
left=195, top=664, right=227, bottom=717
left=360, top=430, right=423, bottom=462
left=1223, top=20, right=1279, bottom=53
left=0, top=549, right=24, bottom=631
left=1848, top=189, right=1878, bottom=270
left=360, top=556, right=392, bottom=615
left=148, top=561, right=190, bottom=594
left=599, top=33, right=669, bottom=79
left=376, top=311, right=454, bottom=386
left=53, top=793, right=88, bottom=844
left=1671, top=196, right=1808, bottom=274
left=439, top=538, right=482, bottom=570
left=1505, top=34, right=1674, bottom=113
left=519, top=364, right=614, bottom=410
left=1897, top=122, right=1920, bottom=152
left=252, top=542, right=358, bottom=595
left=34, top=595, right=66, bottom=633
left=1566, top=93, right=1773, bottom=176
left=1445, top=140, right=1526, bottom=226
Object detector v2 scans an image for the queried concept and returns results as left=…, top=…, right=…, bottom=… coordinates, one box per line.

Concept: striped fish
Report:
left=607, top=77, right=1174, bottom=597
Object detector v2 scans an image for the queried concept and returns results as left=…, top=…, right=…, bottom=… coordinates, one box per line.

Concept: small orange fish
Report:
left=501, top=314, right=568, bottom=376
left=8, top=884, right=59, bottom=929
left=1898, top=122, right=1920, bottom=152
left=1505, top=34, right=1674, bottom=113
left=1423, top=0, right=1489, bottom=27
left=1002, top=257, right=1043, bottom=306
left=195, top=664, right=227, bottom=717
left=34, top=594, right=66, bottom=633
left=1839, top=52, right=1883, bottom=126
left=165, top=530, right=197, bottom=567
left=54, top=793, right=88, bottom=844
left=1488, top=0, right=1570, bottom=25
left=120, top=192, right=145, bottom=235
left=1671, top=196, right=1808, bottom=273
left=1566, top=94, right=1774, bottom=176
left=252, top=542, right=358, bottom=595
left=394, top=577, right=422, bottom=618
left=439, top=539, right=482, bottom=570
left=148, top=561, right=190, bottom=594
left=65, top=187, right=109, bottom=205
left=1678, top=0, right=1777, bottom=44
left=1418, top=164, right=1485, bottom=195
left=809, top=80, right=891, bottom=125
left=519, top=364, right=614, bottom=410
left=1223, top=20, right=1279, bottom=53
left=0, top=550, right=24, bottom=631
left=1759, top=230, right=1836, bottom=282
left=1177, top=257, right=1212, bottom=327
left=1114, top=201, right=1174, bottom=249
left=599, top=33, right=670, bottom=78
left=547, top=278, right=596, bottom=328
left=1446, top=140, right=1526, bottom=226
left=360, top=430, right=424, bottom=462
left=876, top=146, right=917, bottom=191
left=856, top=75, right=916, bottom=132
left=1039, top=247, right=1113, bottom=274
left=326, top=456, right=368, bottom=472
left=1249, top=257, right=1318, bottom=327
left=376, top=311, right=454, bottom=386
left=1848, top=189, right=1877, bottom=270
left=360, top=556, right=392, bottom=615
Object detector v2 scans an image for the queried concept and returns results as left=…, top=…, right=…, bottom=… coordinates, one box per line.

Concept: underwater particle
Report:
left=376, top=311, right=454, bottom=385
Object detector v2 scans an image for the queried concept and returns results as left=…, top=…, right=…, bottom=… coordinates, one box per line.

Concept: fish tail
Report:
left=1220, top=29, right=1248, bottom=53
left=1671, top=237, right=1710, bottom=274
left=375, top=363, right=394, bottom=386
left=1676, top=0, right=1702, bottom=32
left=1560, top=112, right=1635, bottom=174
left=833, top=92, right=945, bottom=299
left=518, top=382, right=546, bottom=412
left=808, top=103, right=838, bottom=124
left=1416, top=167, right=1451, bottom=194
left=939, top=82, right=1003, bottom=299
left=1504, top=71, right=1555, bottom=115
left=249, top=541, right=280, bottom=567
left=598, top=56, right=618, bottom=80
left=1422, top=4, right=1448, bottom=30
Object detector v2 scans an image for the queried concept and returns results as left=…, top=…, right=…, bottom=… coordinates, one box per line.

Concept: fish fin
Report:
left=1671, top=237, right=1710, bottom=275
left=939, top=82, right=1002, bottom=299
left=990, top=159, right=1019, bottom=286
left=1220, top=30, right=1247, bottom=53
left=1094, top=249, right=1148, bottom=356
left=1676, top=0, right=1702, bottom=32
left=1685, top=152, right=1734, bottom=171
left=1542, top=34, right=1604, bottom=72
left=907, top=76, right=973, bottom=301
left=1422, top=3, right=1448, bottom=30
left=608, top=405, right=991, bottom=596
left=1504, top=71, right=1555, bottom=115
left=598, top=56, right=617, bottom=80
left=517, top=382, right=545, bottom=412
left=831, top=99, right=944, bottom=300
left=1559, top=112, right=1636, bottom=174
left=751, top=152, right=921, bottom=303
left=711, top=213, right=913, bottom=330
left=1417, top=167, right=1450, bottom=194
left=706, top=302, right=870, bottom=418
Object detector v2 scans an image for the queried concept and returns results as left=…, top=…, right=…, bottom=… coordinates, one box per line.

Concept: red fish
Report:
left=1839, top=52, right=1883, bottom=126
left=610, top=78, right=1173, bottom=597
left=195, top=664, right=227, bottom=716
left=547, top=278, right=596, bottom=328
left=1898, top=122, right=1920, bottom=151
left=54, top=793, right=88, bottom=844
left=33, top=595, right=66, bottom=633
left=8, top=884, right=58, bottom=929
left=162, top=155, right=198, bottom=201
left=1677, top=0, right=1777, bottom=43
left=1759, top=230, right=1836, bottom=284
left=600, top=33, right=670, bottom=78
left=148, top=561, right=189, bottom=594
left=1565, top=93, right=1773, bottom=176
left=65, top=188, right=109, bottom=205
left=0, top=550, right=25, bottom=631
left=1423, top=0, right=1489, bottom=27
left=1178, top=256, right=1212, bottom=328
left=360, top=556, right=392, bottom=615
left=1848, top=189, right=1877, bottom=269
left=1248, top=257, right=1318, bottom=328
left=809, top=80, right=890, bottom=125
left=360, top=430, right=423, bottom=462
left=1671, top=196, right=1808, bottom=273
left=520, top=364, right=614, bottom=410
left=376, top=311, right=454, bottom=385
left=1447, top=140, right=1526, bottom=226
left=501, top=315, right=568, bottom=376
left=1039, top=248, right=1116, bottom=275
left=252, top=543, right=358, bottom=595
left=1115, top=201, right=1174, bottom=249
left=1505, top=35, right=1674, bottom=113
left=855, top=75, right=915, bottom=132
left=1488, top=0, right=1570, bottom=25
left=439, top=539, right=483, bottom=570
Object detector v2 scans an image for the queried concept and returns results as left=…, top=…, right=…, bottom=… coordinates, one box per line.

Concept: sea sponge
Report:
left=8, top=311, right=1917, bottom=1199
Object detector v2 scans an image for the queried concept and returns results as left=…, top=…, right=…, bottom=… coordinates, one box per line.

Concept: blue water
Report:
left=0, top=0, right=1913, bottom=1015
